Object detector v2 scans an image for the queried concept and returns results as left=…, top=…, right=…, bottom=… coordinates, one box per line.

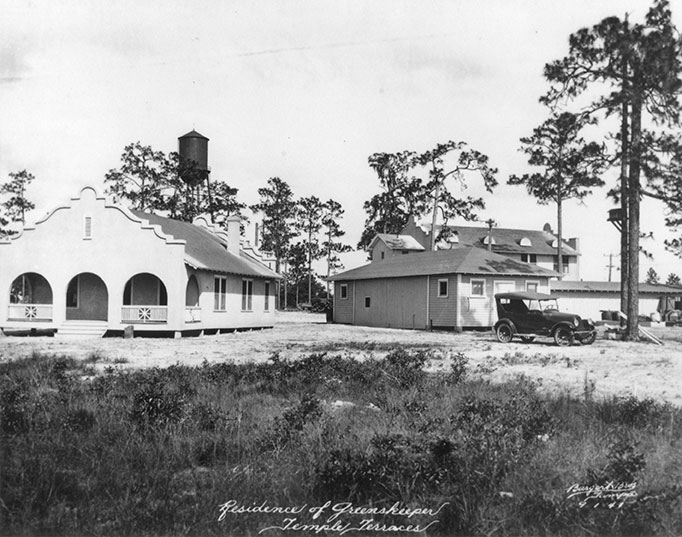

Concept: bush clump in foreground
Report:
left=0, top=349, right=681, bottom=537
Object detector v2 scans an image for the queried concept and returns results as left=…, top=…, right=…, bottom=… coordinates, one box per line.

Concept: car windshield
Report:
left=525, top=298, right=559, bottom=311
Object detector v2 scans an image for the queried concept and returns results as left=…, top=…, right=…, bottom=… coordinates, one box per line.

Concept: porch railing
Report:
left=185, top=307, right=201, bottom=323
left=121, top=306, right=168, bottom=323
left=8, top=304, right=53, bottom=321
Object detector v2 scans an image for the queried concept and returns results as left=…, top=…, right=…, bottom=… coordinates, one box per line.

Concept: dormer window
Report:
left=482, top=236, right=496, bottom=245
left=520, top=237, right=532, bottom=247
left=84, top=216, right=92, bottom=239
left=551, top=239, right=558, bottom=248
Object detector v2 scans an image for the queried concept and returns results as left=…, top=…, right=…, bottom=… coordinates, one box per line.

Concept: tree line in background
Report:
left=359, top=142, right=498, bottom=250
left=359, top=0, right=682, bottom=341
left=251, top=177, right=352, bottom=310
left=105, top=145, right=353, bottom=311
left=645, top=267, right=681, bottom=286
left=104, top=142, right=245, bottom=224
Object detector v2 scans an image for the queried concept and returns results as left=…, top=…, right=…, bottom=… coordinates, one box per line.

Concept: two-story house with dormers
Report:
left=397, top=217, right=581, bottom=280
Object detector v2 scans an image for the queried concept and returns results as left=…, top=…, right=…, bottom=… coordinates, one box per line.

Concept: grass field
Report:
left=1, top=316, right=682, bottom=536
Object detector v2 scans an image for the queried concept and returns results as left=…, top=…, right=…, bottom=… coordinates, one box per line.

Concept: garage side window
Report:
left=340, top=284, right=348, bottom=299
left=470, top=279, right=485, bottom=297
left=438, top=279, right=448, bottom=298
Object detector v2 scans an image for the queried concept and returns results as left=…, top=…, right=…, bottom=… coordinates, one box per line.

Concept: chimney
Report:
left=226, top=215, right=241, bottom=256
left=255, top=222, right=260, bottom=247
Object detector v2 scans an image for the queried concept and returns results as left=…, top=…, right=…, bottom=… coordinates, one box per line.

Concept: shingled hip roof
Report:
left=130, top=210, right=280, bottom=279
left=328, top=247, right=558, bottom=281
left=421, top=224, right=580, bottom=256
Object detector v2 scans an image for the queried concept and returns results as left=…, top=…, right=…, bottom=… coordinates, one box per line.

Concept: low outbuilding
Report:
left=551, top=280, right=682, bottom=321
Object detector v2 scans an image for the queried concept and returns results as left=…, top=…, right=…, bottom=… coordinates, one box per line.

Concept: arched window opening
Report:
left=122, top=273, right=168, bottom=324
left=8, top=273, right=53, bottom=321
left=185, top=275, right=201, bottom=323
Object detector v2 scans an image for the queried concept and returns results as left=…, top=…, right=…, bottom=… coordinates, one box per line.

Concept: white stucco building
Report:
left=0, top=187, right=280, bottom=337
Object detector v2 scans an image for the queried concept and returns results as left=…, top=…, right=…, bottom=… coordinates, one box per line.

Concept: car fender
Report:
left=494, top=318, right=517, bottom=334
left=551, top=321, right=575, bottom=334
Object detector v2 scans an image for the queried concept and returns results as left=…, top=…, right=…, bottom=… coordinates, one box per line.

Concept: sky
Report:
left=1, top=0, right=681, bottom=281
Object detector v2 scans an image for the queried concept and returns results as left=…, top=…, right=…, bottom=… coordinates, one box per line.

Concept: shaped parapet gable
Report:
left=0, top=186, right=186, bottom=248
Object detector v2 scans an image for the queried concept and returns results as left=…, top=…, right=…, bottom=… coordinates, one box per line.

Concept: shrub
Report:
left=445, top=352, right=468, bottom=385
left=0, top=382, right=31, bottom=434
left=129, top=375, right=189, bottom=428
left=383, top=347, right=428, bottom=388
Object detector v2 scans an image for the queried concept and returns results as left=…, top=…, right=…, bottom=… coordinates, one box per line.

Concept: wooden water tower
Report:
left=178, top=130, right=212, bottom=218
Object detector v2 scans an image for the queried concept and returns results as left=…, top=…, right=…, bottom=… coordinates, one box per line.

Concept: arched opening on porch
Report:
left=185, top=275, right=201, bottom=323
left=8, top=272, right=54, bottom=321
left=66, top=273, right=109, bottom=321
left=122, top=273, right=168, bottom=323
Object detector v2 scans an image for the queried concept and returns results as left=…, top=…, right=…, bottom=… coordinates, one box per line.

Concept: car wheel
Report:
left=520, top=336, right=535, bottom=343
left=580, top=332, right=597, bottom=345
left=496, top=323, right=513, bottom=343
left=553, top=326, right=574, bottom=347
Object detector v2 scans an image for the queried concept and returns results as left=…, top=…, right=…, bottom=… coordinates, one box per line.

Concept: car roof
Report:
left=494, top=291, right=557, bottom=300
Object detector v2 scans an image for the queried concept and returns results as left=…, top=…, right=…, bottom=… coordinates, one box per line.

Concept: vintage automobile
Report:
left=493, top=291, right=597, bottom=346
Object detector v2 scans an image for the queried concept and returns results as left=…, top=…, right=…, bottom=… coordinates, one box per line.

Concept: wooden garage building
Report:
left=329, top=247, right=557, bottom=330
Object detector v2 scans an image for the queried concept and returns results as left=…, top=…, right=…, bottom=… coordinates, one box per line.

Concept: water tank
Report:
left=178, top=130, right=209, bottom=185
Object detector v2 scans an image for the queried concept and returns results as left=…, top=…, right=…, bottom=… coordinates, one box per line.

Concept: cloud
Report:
left=392, top=44, right=488, bottom=82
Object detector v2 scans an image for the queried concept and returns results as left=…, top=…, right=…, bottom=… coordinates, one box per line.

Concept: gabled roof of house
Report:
left=552, top=281, right=682, bottom=294
left=369, top=233, right=425, bottom=251
left=130, top=210, right=280, bottom=279
left=328, top=247, right=558, bottom=281
left=421, top=224, right=579, bottom=256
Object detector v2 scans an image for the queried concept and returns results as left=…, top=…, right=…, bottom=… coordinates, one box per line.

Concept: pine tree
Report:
left=0, top=170, right=36, bottom=235
left=251, top=178, right=297, bottom=308
left=509, top=111, right=606, bottom=277
left=320, top=199, right=353, bottom=298
left=666, top=273, right=681, bottom=286
left=415, top=141, right=497, bottom=250
left=296, top=196, right=324, bottom=304
left=645, top=267, right=660, bottom=284
left=542, top=0, right=682, bottom=339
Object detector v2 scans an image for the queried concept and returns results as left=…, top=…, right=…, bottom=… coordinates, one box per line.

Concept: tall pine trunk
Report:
left=625, top=95, right=642, bottom=340
left=556, top=181, right=563, bottom=280
left=619, top=36, right=630, bottom=322
left=307, top=227, right=313, bottom=305
left=620, top=100, right=630, bottom=320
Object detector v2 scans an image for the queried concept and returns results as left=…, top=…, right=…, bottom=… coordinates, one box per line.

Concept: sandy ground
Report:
left=1, top=311, right=681, bottom=405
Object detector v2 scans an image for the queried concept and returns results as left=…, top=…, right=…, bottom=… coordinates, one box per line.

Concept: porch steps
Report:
left=56, top=321, right=108, bottom=339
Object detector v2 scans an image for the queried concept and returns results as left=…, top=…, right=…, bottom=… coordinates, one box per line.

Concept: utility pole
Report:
left=604, top=252, right=621, bottom=282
